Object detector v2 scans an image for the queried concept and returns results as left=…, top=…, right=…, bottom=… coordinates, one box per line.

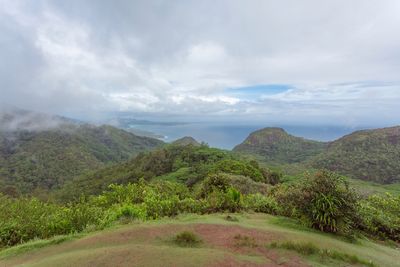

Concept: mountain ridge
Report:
left=0, top=109, right=164, bottom=195
left=233, top=126, right=400, bottom=184
left=233, top=127, right=326, bottom=164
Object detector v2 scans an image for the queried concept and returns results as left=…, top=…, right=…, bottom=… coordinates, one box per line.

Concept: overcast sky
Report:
left=1, top=0, right=399, bottom=126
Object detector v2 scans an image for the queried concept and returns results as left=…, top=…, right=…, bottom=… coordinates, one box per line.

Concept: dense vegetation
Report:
left=311, top=126, right=400, bottom=183
left=234, top=126, right=400, bottom=184
left=1, top=170, right=398, bottom=249
left=0, top=124, right=163, bottom=195
left=0, top=114, right=399, bottom=261
left=55, top=144, right=279, bottom=202
left=233, top=127, right=326, bottom=164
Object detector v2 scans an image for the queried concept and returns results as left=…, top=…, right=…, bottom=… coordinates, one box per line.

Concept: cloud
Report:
left=0, top=0, right=399, bottom=125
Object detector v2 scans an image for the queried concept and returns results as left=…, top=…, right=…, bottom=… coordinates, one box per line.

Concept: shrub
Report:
left=228, top=175, right=270, bottom=195
left=243, top=194, right=281, bottom=215
left=358, top=193, right=400, bottom=241
left=204, top=187, right=243, bottom=213
left=200, top=174, right=230, bottom=197
left=174, top=231, right=201, bottom=247
left=273, top=170, right=359, bottom=235
left=0, top=194, right=108, bottom=247
left=112, top=204, right=147, bottom=222
left=225, top=215, right=239, bottom=222
left=302, top=171, right=358, bottom=234
left=212, top=159, right=264, bottom=182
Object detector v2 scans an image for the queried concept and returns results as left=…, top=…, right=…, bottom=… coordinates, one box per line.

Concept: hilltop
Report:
left=233, top=126, right=400, bottom=184
left=172, top=136, right=201, bottom=146
left=1, top=213, right=398, bottom=267
left=233, top=127, right=326, bottom=164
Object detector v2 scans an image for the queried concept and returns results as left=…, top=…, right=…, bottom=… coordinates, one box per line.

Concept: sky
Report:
left=1, top=0, right=400, bottom=126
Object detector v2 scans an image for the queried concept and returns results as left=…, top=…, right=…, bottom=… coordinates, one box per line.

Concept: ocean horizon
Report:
left=127, top=122, right=370, bottom=149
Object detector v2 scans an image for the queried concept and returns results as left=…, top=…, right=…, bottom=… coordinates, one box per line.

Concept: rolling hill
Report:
left=234, top=126, right=400, bottom=184
left=0, top=109, right=164, bottom=195
left=311, top=126, right=400, bottom=184
left=55, top=143, right=276, bottom=201
left=233, top=127, right=326, bottom=164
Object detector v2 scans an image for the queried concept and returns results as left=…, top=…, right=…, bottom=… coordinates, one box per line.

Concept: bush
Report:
left=174, top=231, right=201, bottom=247
left=0, top=195, right=104, bottom=247
left=273, top=170, right=359, bottom=235
left=358, top=193, right=400, bottom=241
left=302, top=171, right=358, bottom=234
left=112, top=204, right=147, bottom=222
left=243, top=194, right=281, bottom=215
left=203, top=186, right=243, bottom=213
left=199, top=174, right=230, bottom=197
left=212, top=159, right=264, bottom=182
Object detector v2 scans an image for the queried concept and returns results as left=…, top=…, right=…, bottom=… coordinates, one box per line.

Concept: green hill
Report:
left=172, top=136, right=201, bottom=146
left=234, top=126, right=400, bottom=184
left=311, top=126, right=400, bottom=184
left=233, top=127, right=326, bottom=164
left=56, top=143, right=277, bottom=201
left=0, top=110, right=163, bottom=195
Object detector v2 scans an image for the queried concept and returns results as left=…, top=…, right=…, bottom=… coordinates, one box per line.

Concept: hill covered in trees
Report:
left=0, top=114, right=399, bottom=266
left=0, top=109, right=163, bottom=195
left=311, top=126, right=400, bottom=184
left=56, top=143, right=279, bottom=202
left=233, top=127, right=326, bottom=164
left=234, top=126, right=400, bottom=184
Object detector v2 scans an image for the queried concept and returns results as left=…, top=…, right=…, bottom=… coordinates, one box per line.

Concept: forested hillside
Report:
left=233, top=127, right=326, bottom=164
left=0, top=110, right=163, bottom=195
left=311, top=126, right=400, bottom=183
left=56, top=143, right=279, bottom=201
left=234, top=126, right=400, bottom=184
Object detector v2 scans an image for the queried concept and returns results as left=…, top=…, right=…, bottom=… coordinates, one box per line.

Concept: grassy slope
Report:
left=1, top=214, right=398, bottom=267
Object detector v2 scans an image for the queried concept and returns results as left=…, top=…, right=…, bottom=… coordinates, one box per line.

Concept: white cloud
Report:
left=0, top=0, right=399, bottom=125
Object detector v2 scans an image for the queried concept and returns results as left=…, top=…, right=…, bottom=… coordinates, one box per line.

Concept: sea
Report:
left=127, top=122, right=368, bottom=150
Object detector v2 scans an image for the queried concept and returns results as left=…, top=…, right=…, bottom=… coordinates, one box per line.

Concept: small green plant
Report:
left=173, top=231, right=201, bottom=247
left=233, top=234, right=257, bottom=248
left=225, top=215, right=239, bottom=222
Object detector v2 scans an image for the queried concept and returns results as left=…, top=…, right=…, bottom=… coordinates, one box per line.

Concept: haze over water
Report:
left=129, top=122, right=366, bottom=149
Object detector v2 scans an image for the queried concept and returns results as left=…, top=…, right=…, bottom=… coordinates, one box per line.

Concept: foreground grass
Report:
left=0, top=213, right=399, bottom=267
left=269, top=241, right=376, bottom=267
left=0, top=234, right=83, bottom=260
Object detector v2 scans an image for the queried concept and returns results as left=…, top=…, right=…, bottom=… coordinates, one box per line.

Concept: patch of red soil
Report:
left=192, top=224, right=309, bottom=267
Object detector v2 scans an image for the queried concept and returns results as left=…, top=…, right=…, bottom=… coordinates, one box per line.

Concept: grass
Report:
left=224, top=215, right=239, bottom=222
left=270, top=241, right=319, bottom=255
left=269, top=241, right=376, bottom=267
left=348, top=179, right=400, bottom=196
left=173, top=231, right=202, bottom=247
left=0, top=234, right=83, bottom=259
left=1, top=213, right=399, bottom=267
